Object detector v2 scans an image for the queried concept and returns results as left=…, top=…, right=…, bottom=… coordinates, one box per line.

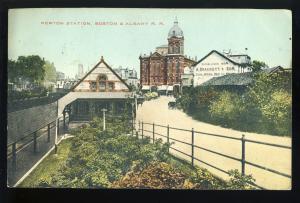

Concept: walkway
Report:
left=136, top=96, right=291, bottom=190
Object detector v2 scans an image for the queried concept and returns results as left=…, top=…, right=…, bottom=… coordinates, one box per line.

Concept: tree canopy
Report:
left=251, top=60, right=268, bottom=72
left=43, top=61, right=57, bottom=82
left=8, top=55, right=47, bottom=84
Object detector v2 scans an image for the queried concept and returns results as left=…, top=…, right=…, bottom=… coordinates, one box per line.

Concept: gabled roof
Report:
left=156, top=44, right=168, bottom=48
left=262, top=66, right=284, bottom=74
left=193, top=50, right=241, bottom=67
left=70, top=56, right=131, bottom=91
left=150, top=51, right=163, bottom=58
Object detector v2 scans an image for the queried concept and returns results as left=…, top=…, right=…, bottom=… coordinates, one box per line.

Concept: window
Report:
left=108, top=82, right=114, bottom=90
left=98, top=74, right=107, bottom=81
left=99, top=81, right=106, bottom=90
left=90, top=82, right=97, bottom=91
left=98, top=74, right=107, bottom=91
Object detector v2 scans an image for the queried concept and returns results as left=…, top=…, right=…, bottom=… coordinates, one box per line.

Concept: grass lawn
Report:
left=19, top=138, right=73, bottom=187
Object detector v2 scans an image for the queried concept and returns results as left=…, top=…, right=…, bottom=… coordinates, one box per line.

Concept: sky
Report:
left=8, top=8, right=292, bottom=78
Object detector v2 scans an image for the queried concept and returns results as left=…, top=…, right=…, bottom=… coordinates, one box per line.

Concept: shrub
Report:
left=260, top=90, right=292, bottom=135
left=112, top=162, right=186, bottom=189
left=42, top=117, right=170, bottom=188
left=226, top=169, right=256, bottom=190
left=209, top=91, right=246, bottom=124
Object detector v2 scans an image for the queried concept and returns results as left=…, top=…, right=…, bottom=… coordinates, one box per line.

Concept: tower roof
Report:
left=168, top=17, right=184, bottom=38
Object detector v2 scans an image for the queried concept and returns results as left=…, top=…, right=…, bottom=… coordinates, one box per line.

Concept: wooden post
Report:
left=132, top=116, right=134, bottom=136
left=33, top=132, right=37, bottom=153
left=63, top=111, right=66, bottom=130
left=55, top=118, right=58, bottom=154
left=138, top=121, right=140, bottom=133
left=47, top=124, right=50, bottom=142
left=241, top=134, right=246, bottom=176
left=57, top=118, right=60, bottom=135
left=167, top=125, right=170, bottom=153
left=102, top=108, right=107, bottom=131
left=12, top=143, right=17, bottom=171
left=152, top=123, right=155, bottom=143
left=191, top=128, right=194, bottom=166
left=142, top=121, right=144, bottom=139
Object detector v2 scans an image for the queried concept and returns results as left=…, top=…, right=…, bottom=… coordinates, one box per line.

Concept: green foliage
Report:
left=209, top=91, right=246, bottom=123
left=22, top=117, right=258, bottom=190
left=10, top=55, right=46, bottom=83
left=38, top=117, right=170, bottom=188
left=185, top=167, right=255, bottom=190
left=227, top=169, right=256, bottom=189
left=176, top=71, right=292, bottom=136
left=112, top=162, right=187, bottom=189
left=43, top=61, right=57, bottom=82
left=251, top=60, right=268, bottom=72
left=7, top=87, right=49, bottom=100
left=247, top=72, right=292, bottom=135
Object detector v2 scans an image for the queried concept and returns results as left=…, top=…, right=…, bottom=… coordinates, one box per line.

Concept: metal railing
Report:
left=137, top=121, right=291, bottom=190
left=7, top=113, right=70, bottom=186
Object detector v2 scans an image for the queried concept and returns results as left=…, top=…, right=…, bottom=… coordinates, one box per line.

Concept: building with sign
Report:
left=139, top=18, right=196, bottom=95
left=193, top=50, right=252, bottom=86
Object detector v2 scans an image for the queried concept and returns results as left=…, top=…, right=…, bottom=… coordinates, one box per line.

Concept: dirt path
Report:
left=136, top=96, right=291, bottom=190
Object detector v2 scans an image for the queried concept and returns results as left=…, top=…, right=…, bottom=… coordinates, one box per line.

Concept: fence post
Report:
left=191, top=128, right=194, bottom=167
left=33, top=132, right=37, bottom=153
left=55, top=118, right=58, bottom=154
left=241, top=134, right=246, bottom=176
left=132, top=117, right=134, bottom=136
left=12, top=143, right=17, bottom=172
left=138, top=121, right=140, bottom=133
left=57, top=118, right=60, bottom=135
left=153, top=123, right=155, bottom=143
left=63, top=111, right=66, bottom=130
left=167, top=125, right=170, bottom=153
left=142, top=121, right=144, bottom=139
left=47, top=124, right=50, bottom=142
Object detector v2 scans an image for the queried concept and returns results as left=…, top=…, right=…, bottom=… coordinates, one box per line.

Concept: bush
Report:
left=40, top=117, right=170, bottom=188
left=209, top=91, right=246, bottom=124
left=112, top=161, right=187, bottom=189
left=260, top=90, right=292, bottom=135
left=176, top=72, right=292, bottom=136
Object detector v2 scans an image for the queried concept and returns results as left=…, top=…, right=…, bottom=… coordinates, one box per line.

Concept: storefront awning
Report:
left=141, top=85, right=150, bottom=90
left=158, top=85, right=168, bottom=91
left=166, top=86, right=173, bottom=91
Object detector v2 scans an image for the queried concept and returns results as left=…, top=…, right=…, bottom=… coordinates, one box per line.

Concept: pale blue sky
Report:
left=8, top=8, right=292, bottom=78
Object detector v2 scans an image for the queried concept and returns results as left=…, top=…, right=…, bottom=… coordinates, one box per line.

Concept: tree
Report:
left=17, top=55, right=46, bottom=83
left=43, top=61, right=57, bottom=82
left=7, top=59, right=19, bottom=83
left=247, top=72, right=292, bottom=135
left=251, top=60, right=268, bottom=72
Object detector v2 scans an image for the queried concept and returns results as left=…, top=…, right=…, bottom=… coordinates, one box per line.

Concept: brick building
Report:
left=139, top=18, right=196, bottom=94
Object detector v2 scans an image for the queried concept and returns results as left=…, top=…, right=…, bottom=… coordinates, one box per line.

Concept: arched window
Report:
left=98, top=74, right=107, bottom=91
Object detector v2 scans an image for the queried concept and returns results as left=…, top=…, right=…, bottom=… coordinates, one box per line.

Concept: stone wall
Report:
left=7, top=101, right=58, bottom=144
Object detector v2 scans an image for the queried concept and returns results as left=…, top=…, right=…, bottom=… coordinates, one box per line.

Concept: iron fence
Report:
left=137, top=121, right=291, bottom=190
left=7, top=114, right=70, bottom=187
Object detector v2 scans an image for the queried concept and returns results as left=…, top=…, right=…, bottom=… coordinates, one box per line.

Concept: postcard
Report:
left=7, top=8, right=292, bottom=190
